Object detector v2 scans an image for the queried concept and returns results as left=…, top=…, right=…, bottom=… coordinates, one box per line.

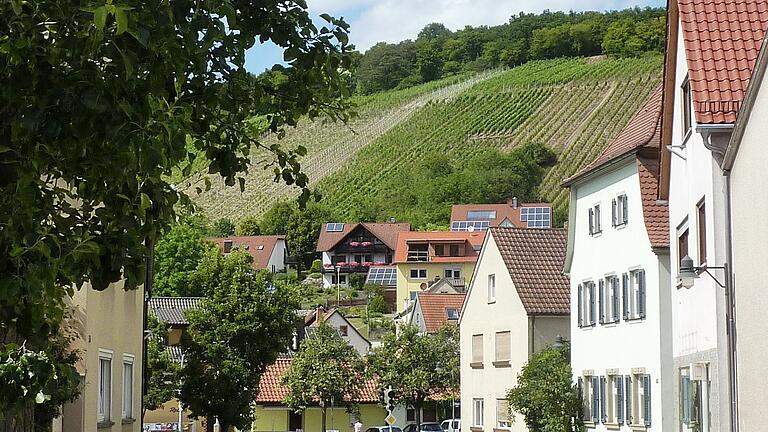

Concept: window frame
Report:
left=444, top=267, right=461, bottom=279
left=600, top=275, right=621, bottom=324
left=472, top=398, right=484, bottom=427
left=612, top=194, right=629, bottom=227
left=487, top=274, right=496, bottom=304
left=494, top=331, right=511, bottom=365
left=588, top=204, right=602, bottom=236
left=471, top=334, right=484, bottom=366
left=496, top=398, right=511, bottom=429
left=682, top=77, right=693, bottom=140
left=697, top=198, right=707, bottom=266
left=122, top=354, right=134, bottom=420
left=409, top=268, right=427, bottom=280
left=623, top=269, right=646, bottom=320
left=579, top=280, right=596, bottom=327
left=98, top=349, right=113, bottom=423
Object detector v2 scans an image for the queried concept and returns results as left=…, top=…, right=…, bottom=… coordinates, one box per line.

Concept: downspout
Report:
left=528, top=315, right=535, bottom=356
left=723, top=172, right=739, bottom=432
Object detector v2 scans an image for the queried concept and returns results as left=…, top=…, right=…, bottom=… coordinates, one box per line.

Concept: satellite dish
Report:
left=468, top=225, right=475, bottom=232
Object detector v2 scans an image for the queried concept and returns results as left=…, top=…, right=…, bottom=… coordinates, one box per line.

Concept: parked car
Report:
left=403, top=423, right=443, bottom=432
left=440, top=419, right=460, bottom=432
left=366, top=427, right=403, bottom=432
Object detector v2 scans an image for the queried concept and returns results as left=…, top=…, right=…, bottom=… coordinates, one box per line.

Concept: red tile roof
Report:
left=209, top=235, right=284, bottom=270
left=450, top=202, right=552, bottom=228
left=415, top=293, right=466, bottom=334
left=491, top=227, right=570, bottom=315
left=316, top=223, right=411, bottom=252
left=255, top=357, right=380, bottom=405
left=393, top=231, right=486, bottom=264
left=678, top=0, right=768, bottom=124
left=563, top=86, right=663, bottom=185
left=637, top=156, right=670, bottom=249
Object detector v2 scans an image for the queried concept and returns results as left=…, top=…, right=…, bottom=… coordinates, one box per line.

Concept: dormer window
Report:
left=446, top=308, right=459, bottom=320
left=223, top=240, right=233, bottom=253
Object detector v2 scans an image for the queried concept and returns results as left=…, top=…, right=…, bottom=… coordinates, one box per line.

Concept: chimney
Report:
left=512, top=197, right=518, bottom=208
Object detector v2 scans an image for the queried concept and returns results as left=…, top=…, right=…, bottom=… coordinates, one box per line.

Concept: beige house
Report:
left=460, top=227, right=569, bottom=432
left=55, top=281, right=144, bottom=432
left=721, top=31, right=768, bottom=432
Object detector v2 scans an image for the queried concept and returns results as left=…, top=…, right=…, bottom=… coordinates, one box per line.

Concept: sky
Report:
left=244, top=0, right=666, bottom=74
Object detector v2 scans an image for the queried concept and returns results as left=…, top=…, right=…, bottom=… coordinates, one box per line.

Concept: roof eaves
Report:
left=562, top=151, right=639, bottom=187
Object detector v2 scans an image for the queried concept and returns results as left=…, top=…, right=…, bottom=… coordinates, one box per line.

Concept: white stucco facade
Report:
left=725, top=49, right=768, bottom=431
left=322, top=310, right=371, bottom=356
left=268, top=238, right=288, bottom=272
left=321, top=250, right=390, bottom=288
left=459, top=233, right=568, bottom=432
left=565, top=158, right=673, bottom=432
left=666, top=21, right=732, bottom=432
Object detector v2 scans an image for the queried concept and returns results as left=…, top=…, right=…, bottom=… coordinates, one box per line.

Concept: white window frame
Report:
left=612, top=193, right=628, bottom=227
left=472, top=398, right=484, bottom=427
left=578, top=281, right=596, bottom=327
left=579, top=374, right=594, bottom=422
left=600, top=275, right=620, bottom=324
left=589, top=203, right=602, bottom=235
left=496, top=398, right=511, bottom=429
left=409, top=268, right=427, bottom=279
left=487, top=274, right=496, bottom=304
left=98, top=349, right=113, bottom=423
left=624, top=269, right=646, bottom=320
left=122, top=354, right=135, bottom=420
left=444, top=267, right=461, bottom=279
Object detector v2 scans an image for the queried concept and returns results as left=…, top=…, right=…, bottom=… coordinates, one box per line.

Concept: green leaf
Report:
left=115, top=9, right=128, bottom=35
left=140, top=193, right=152, bottom=211
left=10, top=0, right=22, bottom=15
left=93, top=6, right=107, bottom=31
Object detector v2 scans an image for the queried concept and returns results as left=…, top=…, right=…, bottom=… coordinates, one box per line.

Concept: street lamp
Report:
left=333, top=264, right=341, bottom=304
left=677, top=255, right=728, bottom=289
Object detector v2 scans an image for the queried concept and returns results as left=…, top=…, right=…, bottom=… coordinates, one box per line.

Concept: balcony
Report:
left=321, top=262, right=383, bottom=274
left=407, top=250, right=429, bottom=262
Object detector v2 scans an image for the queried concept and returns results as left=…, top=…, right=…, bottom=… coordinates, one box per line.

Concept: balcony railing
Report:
left=407, top=250, right=429, bottom=262
left=321, top=262, right=380, bottom=273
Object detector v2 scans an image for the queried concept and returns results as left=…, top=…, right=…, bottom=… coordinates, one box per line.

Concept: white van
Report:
left=440, top=419, right=460, bottom=432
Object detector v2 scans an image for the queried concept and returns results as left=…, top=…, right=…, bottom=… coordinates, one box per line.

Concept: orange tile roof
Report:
left=255, top=357, right=380, bottom=405
left=209, top=235, right=284, bottom=270
left=415, top=293, right=466, bottom=334
left=450, top=202, right=552, bottom=228
left=678, top=0, right=768, bottom=124
left=393, top=231, right=485, bottom=264
left=637, top=156, right=670, bottom=249
left=491, top=227, right=570, bottom=315
left=316, top=223, right=411, bottom=252
left=563, top=86, right=663, bottom=185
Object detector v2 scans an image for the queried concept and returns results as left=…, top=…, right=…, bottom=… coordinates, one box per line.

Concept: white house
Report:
left=210, top=235, right=288, bottom=272
left=303, top=306, right=371, bottom=356
left=657, top=2, right=767, bottom=431
left=460, top=227, right=569, bottom=432
left=316, top=222, right=410, bottom=288
left=721, top=31, right=768, bottom=431
left=562, top=87, right=674, bottom=432
left=408, top=292, right=465, bottom=334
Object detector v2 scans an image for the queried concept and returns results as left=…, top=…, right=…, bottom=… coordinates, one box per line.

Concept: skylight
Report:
left=520, top=207, right=551, bottom=228
left=326, top=223, right=345, bottom=232
left=446, top=308, right=459, bottom=320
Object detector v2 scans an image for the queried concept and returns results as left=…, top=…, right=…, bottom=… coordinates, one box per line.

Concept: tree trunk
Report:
left=415, top=400, right=422, bottom=431
left=321, top=406, right=327, bottom=432
left=0, top=403, right=35, bottom=432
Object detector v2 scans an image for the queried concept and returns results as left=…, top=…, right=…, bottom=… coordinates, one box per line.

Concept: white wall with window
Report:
left=98, top=349, right=113, bottom=424
left=122, top=354, right=134, bottom=420
left=565, top=157, right=674, bottom=431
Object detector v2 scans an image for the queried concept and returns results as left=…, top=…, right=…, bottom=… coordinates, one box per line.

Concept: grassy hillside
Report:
left=184, top=55, right=663, bottom=224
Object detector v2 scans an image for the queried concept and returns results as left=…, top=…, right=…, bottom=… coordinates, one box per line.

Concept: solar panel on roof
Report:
left=451, top=221, right=490, bottom=232
left=326, top=223, right=345, bottom=232
left=520, top=207, right=551, bottom=228
left=366, top=267, right=397, bottom=286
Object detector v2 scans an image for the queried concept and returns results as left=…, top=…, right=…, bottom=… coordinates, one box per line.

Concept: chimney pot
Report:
left=512, top=197, right=518, bottom=208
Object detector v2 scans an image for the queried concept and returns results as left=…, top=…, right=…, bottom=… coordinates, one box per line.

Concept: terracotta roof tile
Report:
left=637, top=156, right=670, bottom=249
left=393, top=231, right=485, bottom=264
left=678, top=0, right=768, bottom=124
left=450, top=202, right=552, bottom=228
left=209, top=235, right=285, bottom=269
left=563, top=86, right=663, bottom=185
left=316, top=223, right=411, bottom=252
left=255, top=357, right=379, bottom=405
left=415, top=293, right=466, bottom=333
left=148, top=297, right=202, bottom=325
left=491, top=228, right=570, bottom=315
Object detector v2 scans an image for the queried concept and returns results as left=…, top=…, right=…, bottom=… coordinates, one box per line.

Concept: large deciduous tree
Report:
left=506, top=343, right=582, bottom=432
left=153, top=218, right=217, bottom=297
left=0, top=0, right=352, bottom=420
left=284, top=322, right=365, bottom=432
left=180, top=250, right=298, bottom=431
left=368, top=325, right=459, bottom=429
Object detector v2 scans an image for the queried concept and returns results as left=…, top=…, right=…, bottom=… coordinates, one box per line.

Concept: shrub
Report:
left=369, top=295, right=389, bottom=314
left=310, top=259, right=322, bottom=273
left=349, top=273, right=366, bottom=289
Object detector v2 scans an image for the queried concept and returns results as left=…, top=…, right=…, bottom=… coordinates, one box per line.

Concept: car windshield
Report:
left=422, top=425, right=442, bottom=431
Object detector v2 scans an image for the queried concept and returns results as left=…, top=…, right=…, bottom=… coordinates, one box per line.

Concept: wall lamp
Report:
left=678, top=255, right=728, bottom=289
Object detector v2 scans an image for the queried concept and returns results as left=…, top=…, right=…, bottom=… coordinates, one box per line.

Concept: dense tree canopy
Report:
left=144, top=314, right=180, bottom=413
left=153, top=218, right=217, bottom=297
left=0, top=0, right=352, bottom=420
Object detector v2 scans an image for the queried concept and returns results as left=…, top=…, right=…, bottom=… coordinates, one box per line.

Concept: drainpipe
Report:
left=723, top=172, right=739, bottom=432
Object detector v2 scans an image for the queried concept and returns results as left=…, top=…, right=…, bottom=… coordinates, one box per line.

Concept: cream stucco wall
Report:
left=396, top=262, right=475, bottom=313
left=459, top=233, right=567, bottom=432
left=728, top=59, right=768, bottom=431
left=254, top=404, right=387, bottom=432
left=62, top=280, right=144, bottom=432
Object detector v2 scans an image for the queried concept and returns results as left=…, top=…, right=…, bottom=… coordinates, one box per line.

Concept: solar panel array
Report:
left=520, top=207, right=551, bottom=228
left=326, top=223, right=345, bottom=232
left=366, top=267, right=397, bottom=286
left=451, top=220, right=490, bottom=232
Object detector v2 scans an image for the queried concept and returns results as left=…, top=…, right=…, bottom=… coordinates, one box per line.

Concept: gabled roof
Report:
left=491, top=227, right=570, bottom=315
left=149, top=297, right=202, bottom=325
left=678, top=0, right=768, bottom=124
left=393, top=231, right=485, bottom=264
left=413, top=293, right=466, bottom=334
left=450, top=202, right=552, bottom=228
left=316, top=222, right=411, bottom=252
left=303, top=307, right=371, bottom=347
left=426, top=278, right=465, bottom=293
left=563, top=86, right=663, bottom=186
left=255, top=357, right=380, bottom=405
left=209, top=235, right=285, bottom=269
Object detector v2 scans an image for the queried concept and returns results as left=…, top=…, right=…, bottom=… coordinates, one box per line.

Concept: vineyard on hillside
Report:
left=184, top=55, right=663, bottom=225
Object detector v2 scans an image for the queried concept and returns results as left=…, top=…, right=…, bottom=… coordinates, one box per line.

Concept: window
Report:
left=520, top=207, right=552, bottom=228
left=449, top=244, right=460, bottom=257
left=444, top=268, right=461, bottom=279
left=409, top=268, right=427, bottom=279
left=223, top=240, right=233, bottom=253
left=682, top=78, right=692, bottom=138
left=435, top=244, right=445, bottom=256
left=407, top=408, right=416, bottom=422
left=407, top=244, right=429, bottom=261
left=588, top=204, right=602, bottom=235
left=496, top=399, right=511, bottom=428
left=409, top=291, right=418, bottom=301
left=446, top=308, right=459, bottom=320
left=471, top=334, right=483, bottom=366
left=472, top=399, right=484, bottom=427
left=612, top=194, right=628, bottom=227
left=609, top=374, right=625, bottom=425
left=697, top=199, right=707, bottom=265
left=577, top=282, right=596, bottom=327
left=680, top=365, right=709, bottom=431
left=599, top=276, right=620, bottom=324
left=122, top=354, right=134, bottom=419
left=467, top=210, right=496, bottom=220
left=332, top=255, right=347, bottom=265
left=591, top=376, right=601, bottom=423
left=326, top=223, right=345, bottom=232
left=494, top=331, right=510, bottom=364
left=98, top=350, right=112, bottom=423
left=627, top=374, right=652, bottom=426
left=487, top=274, right=496, bottom=303
left=339, top=325, right=348, bottom=336
left=622, top=270, right=646, bottom=320
left=578, top=375, right=595, bottom=422
left=331, top=274, right=347, bottom=284
left=678, top=225, right=689, bottom=269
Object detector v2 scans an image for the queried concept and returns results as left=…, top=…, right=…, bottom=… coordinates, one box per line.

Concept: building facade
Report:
left=460, top=227, right=569, bottom=432
left=563, top=87, right=674, bottom=432
left=210, top=235, right=289, bottom=273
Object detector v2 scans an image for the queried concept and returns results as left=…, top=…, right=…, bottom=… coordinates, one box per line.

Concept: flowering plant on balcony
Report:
left=363, top=262, right=373, bottom=267
left=349, top=241, right=360, bottom=247
left=360, top=241, right=372, bottom=247
left=350, top=261, right=360, bottom=267
left=374, top=261, right=386, bottom=266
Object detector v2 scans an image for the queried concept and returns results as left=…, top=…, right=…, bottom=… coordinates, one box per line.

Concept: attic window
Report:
left=257, top=245, right=264, bottom=250
left=446, top=308, right=459, bottom=320
left=327, top=223, right=345, bottom=232
left=223, top=240, right=233, bottom=253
